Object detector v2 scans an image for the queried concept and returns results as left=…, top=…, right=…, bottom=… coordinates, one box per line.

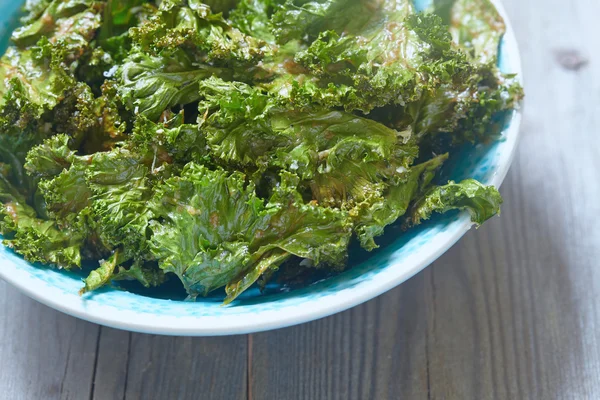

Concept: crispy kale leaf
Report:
left=12, top=0, right=103, bottom=60
left=391, top=59, right=521, bottom=144
left=264, top=0, right=428, bottom=113
left=262, top=0, right=521, bottom=146
left=198, top=77, right=439, bottom=250
left=404, top=179, right=503, bottom=227
left=86, top=148, right=156, bottom=259
left=0, top=173, right=84, bottom=268
left=118, top=49, right=227, bottom=120
left=0, top=79, right=47, bottom=189
left=0, top=38, right=74, bottom=110
left=199, top=77, right=414, bottom=175
left=25, top=136, right=167, bottom=293
left=353, top=154, right=449, bottom=250
left=150, top=163, right=351, bottom=302
left=79, top=146, right=168, bottom=293
left=20, top=0, right=54, bottom=25
left=434, top=0, right=506, bottom=63
left=130, top=0, right=268, bottom=64
left=374, top=12, right=522, bottom=144
left=118, top=0, right=272, bottom=120
left=228, top=0, right=277, bottom=42
left=132, top=113, right=207, bottom=163
left=24, top=134, right=76, bottom=180
left=98, top=0, right=154, bottom=40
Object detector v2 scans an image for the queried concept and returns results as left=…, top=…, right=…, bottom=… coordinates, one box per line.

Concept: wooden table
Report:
left=2, top=0, right=599, bottom=398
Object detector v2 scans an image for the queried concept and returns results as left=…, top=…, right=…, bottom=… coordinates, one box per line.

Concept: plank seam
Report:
left=122, top=332, right=133, bottom=400
left=88, top=326, right=103, bottom=400
left=247, top=334, right=253, bottom=400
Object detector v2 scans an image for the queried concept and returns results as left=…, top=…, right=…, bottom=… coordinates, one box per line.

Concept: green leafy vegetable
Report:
left=0, top=173, right=84, bottom=268
left=0, top=0, right=520, bottom=304
left=12, top=0, right=103, bottom=60
left=434, top=0, right=506, bottom=63
left=118, top=49, right=227, bottom=120
left=149, top=164, right=351, bottom=301
left=130, top=0, right=267, bottom=64
left=0, top=37, right=75, bottom=110
left=404, top=179, right=504, bottom=227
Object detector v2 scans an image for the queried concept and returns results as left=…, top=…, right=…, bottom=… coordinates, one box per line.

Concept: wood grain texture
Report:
left=0, top=281, right=100, bottom=400
left=120, top=333, right=248, bottom=400
left=2, top=0, right=600, bottom=399
left=91, top=327, right=130, bottom=400
left=250, top=277, right=430, bottom=400
left=90, top=327, right=248, bottom=400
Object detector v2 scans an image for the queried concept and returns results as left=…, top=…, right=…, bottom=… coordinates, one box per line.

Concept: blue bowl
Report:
left=0, top=0, right=522, bottom=335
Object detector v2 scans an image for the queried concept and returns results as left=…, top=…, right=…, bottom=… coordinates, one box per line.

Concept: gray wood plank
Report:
left=91, top=327, right=248, bottom=400
left=249, top=0, right=600, bottom=399
left=250, top=274, right=430, bottom=400
left=0, top=281, right=100, bottom=400
left=0, top=285, right=248, bottom=400
left=121, top=333, right=247, bottom=400
left=92, top=327, right=130, bottom=400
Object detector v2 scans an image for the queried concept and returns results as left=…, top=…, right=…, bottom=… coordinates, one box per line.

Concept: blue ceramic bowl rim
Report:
left=0, top=0, right=522, bottom=335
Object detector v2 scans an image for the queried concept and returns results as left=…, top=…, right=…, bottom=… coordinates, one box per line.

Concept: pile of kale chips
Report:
left=0, top=0, right=521, bottom=303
